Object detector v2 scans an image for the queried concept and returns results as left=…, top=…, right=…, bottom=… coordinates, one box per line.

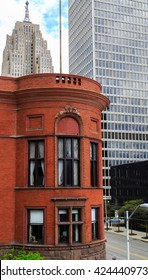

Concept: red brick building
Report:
left=0, top=73, right=109, bottom=259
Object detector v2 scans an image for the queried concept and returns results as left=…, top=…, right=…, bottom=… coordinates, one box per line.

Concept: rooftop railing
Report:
left=55, top=75, right=81, bottom=86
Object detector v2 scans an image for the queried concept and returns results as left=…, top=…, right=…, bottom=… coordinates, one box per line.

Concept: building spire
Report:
left=24, top=1, right=30, bottom=22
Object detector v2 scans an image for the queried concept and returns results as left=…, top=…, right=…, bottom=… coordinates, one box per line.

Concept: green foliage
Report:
left=104, top=201, right=120, bottom=219
left=0, top=248, right=44, bottom=260
left=108, top=202, right=121, bottom=217
left=118, top=199, right=148, bottom=233
left=118, top=199, right=144, bottom=216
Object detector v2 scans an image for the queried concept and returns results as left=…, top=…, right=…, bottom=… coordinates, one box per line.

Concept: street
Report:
left=106, top=231, right=148, bottom=260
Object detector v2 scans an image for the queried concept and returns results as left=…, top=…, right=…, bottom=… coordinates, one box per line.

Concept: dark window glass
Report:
left=58, top=208, right=82, bottom=244
left=72, top=209, right=81, bottom=242
left=28, top=209, right=44, bottom=244
left=72, top=209, right=81, bottom=221
left=90, top=143, right=98, bottom=187
left=58, top=138, right=79, bottom=186
left=28, top=140, right=44, bottom=187
left=59, top=209, right=68, bottom=222
left=91, top=208, right=98, bottom=240
left=66, top=160, right=72, bottom=185
left=58, top=225, right=69, bottom=243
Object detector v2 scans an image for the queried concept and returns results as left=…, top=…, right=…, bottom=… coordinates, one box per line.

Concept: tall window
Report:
left=91, top=208, right=98, bottom=240
left=90, top=142, right=98, bottom=186
left=28, top=209, right=44, bottom=244
left=58, top=138, right=79, bottom=186
left=58, top=208, right=82, bottom=244
left=72, top=209, right=81, bottom=242
left=28, top=140, right=44, bottom=187
left=58, top=209, right=69, bottom=243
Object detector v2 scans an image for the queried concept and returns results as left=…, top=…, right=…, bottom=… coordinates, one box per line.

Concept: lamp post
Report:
left=126, top=203, right=148, bottom=260
left=104, top=198, right=108, bottom=230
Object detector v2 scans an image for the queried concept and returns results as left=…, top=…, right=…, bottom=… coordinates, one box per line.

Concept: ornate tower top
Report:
left=24, top=1, right=30, bottom=22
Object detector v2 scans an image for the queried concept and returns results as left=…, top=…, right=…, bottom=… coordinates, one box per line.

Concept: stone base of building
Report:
left=0, top=240, right=106, bottom=260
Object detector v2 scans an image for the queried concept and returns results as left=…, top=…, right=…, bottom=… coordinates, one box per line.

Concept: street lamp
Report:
left=126, top=203, right=148, bottom=260
left=104, top=199, right=108, bottom=230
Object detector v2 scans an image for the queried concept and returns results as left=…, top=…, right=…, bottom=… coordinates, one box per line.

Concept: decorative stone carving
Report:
left=55, top=105, right=81, bottom=119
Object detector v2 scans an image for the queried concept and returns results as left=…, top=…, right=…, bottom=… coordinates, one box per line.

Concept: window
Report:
left=28, top=140, right=44, bottom=187
left=28, top=209, right=44, bottom=244
left=91, top=208, right=98, bottom=240
left=72, top=209, right=81, bottom=242
left=58, top=208, right=82, bottom=244
left=58, top=138, right=79, bottom=186
left=58, top=209, right=69, bottom=243
left=90, top=143, right=98, bottom=186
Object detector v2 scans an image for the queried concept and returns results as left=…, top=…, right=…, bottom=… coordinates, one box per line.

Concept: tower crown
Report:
left=24, top=1, right=30, bottom=22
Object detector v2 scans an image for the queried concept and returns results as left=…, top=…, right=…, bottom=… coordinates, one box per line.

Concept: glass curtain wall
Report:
left=69, top=0, right=148, bottom=199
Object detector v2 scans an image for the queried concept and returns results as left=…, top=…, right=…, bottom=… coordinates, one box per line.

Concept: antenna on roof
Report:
left=24, top=1, right=30, bottom=22
left=59, top=0, right=62, bottom=73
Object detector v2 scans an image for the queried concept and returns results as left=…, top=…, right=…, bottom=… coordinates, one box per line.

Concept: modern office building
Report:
left=1, top=1, right=54, bottom=77
left=69, top=0, right=148, bottom=201
left=0, top=73, right=109, bottom=259
left=111, top=161, right=148, bottom=204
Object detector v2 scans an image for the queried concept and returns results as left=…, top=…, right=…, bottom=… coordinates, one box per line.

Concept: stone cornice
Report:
left=15, top=88, right=109, bottom=111
left=0, top=74, right=110, bottom=110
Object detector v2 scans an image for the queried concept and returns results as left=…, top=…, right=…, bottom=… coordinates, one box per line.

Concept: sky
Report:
left=0, top=0, right=69, bottom=74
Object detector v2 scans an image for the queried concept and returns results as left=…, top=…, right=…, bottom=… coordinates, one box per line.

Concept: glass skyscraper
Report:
left=69, top=0, right=148, bottom=200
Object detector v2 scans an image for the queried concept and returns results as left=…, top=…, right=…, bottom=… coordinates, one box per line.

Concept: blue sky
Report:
left=43, top=1, right=68, bottom=37
left=0, top=0, right=69, bottom=73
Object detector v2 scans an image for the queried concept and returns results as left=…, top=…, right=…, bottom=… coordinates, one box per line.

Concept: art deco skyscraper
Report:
left=69, top=0, right=148, bottom=200
left=1, top=1, right=54, bottom=77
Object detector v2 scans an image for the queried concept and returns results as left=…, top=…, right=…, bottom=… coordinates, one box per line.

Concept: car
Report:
left=110, top=217, right=121, bottom=223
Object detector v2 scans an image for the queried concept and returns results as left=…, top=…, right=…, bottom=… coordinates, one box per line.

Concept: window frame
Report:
left=58, top=137, right=80, bottom=187
left=91, top=207, right=99, bottom=241
left=28, top=139, right=44, bottom=187
left=90, top=142, right=98, bottom=187
left=58, top=207, right=83, bottom=245
left=28, top=209, right=44, bottom=244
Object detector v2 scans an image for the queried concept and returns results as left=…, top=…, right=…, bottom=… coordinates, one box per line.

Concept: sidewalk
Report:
left=105, top=225, right=148, bottom=242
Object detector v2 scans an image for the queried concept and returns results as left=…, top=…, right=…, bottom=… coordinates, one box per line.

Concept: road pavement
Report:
left=105, top=225, right=148, bottom=242
left=105, top=226, right=148, bottom=260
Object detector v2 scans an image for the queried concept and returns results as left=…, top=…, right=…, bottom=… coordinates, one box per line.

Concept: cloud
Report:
left=0, top=0, right=68, bottom=74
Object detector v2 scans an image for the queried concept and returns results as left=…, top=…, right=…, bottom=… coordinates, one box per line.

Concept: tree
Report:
left=118, top=199, right=144, bottom=216
left=118, top=199, right=148, bottom=233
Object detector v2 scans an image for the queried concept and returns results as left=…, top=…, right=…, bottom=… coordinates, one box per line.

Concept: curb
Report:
left=105, top=226, right=148, bottom=242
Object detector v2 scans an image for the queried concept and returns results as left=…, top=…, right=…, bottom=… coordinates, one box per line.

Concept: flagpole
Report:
left=59, top=0, right=62, bottom=73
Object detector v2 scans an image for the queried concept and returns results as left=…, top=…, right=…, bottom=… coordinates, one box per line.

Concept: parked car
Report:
left=110, top=217, right=121, bottom=223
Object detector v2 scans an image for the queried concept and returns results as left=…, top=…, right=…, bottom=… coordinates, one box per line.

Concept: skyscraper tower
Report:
left=1, top=1, right=54, bottom=77
left=69, top=0, right=148, bottom=200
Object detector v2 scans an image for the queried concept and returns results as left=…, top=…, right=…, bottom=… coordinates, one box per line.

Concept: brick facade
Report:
left=0, top=73, right=109, bottom=259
